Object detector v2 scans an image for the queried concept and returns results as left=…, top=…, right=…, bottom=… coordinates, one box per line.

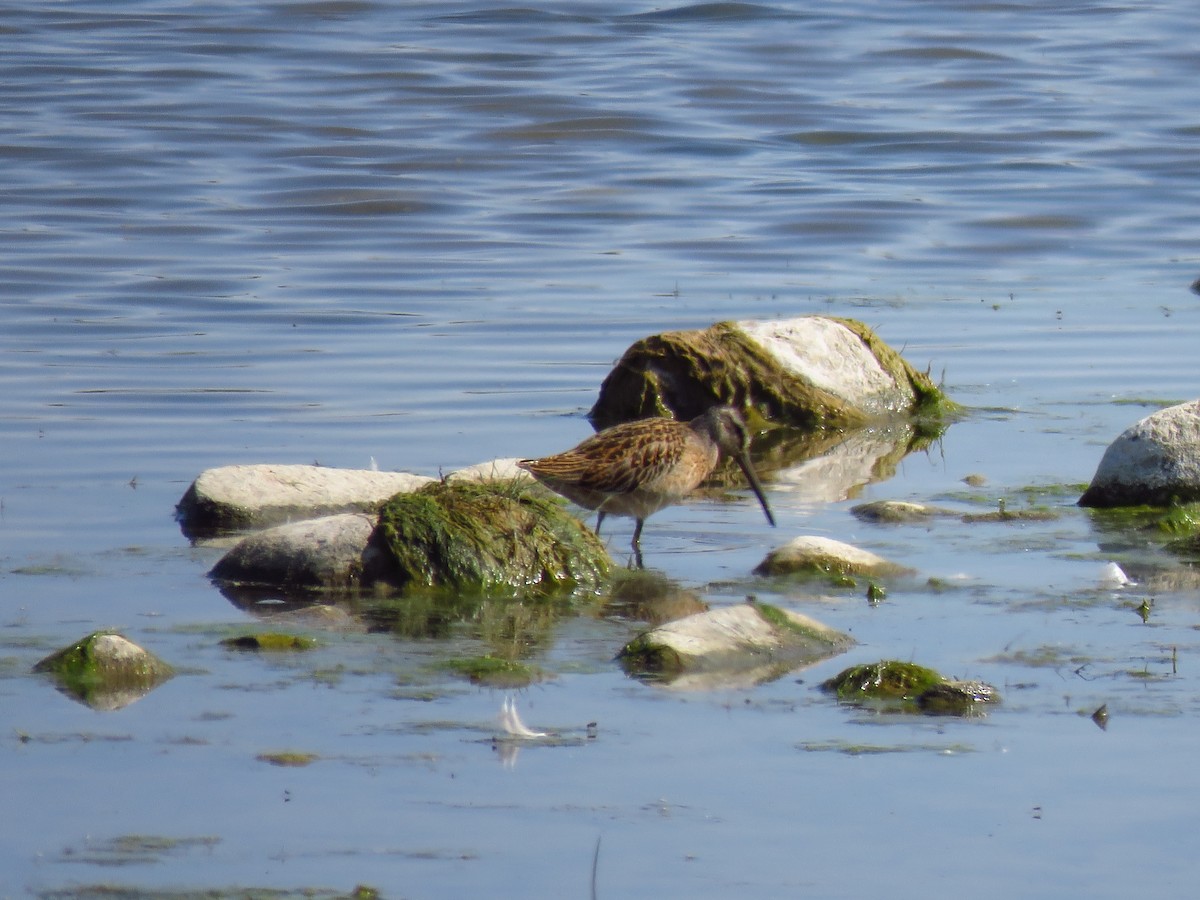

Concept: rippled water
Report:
left=2, top=1, right=1199, bottom=897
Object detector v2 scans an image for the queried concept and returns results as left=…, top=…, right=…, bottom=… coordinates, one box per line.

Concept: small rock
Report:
left=618, top=602, right=854, bottom=687
left=1078, top=400, right=1200, bottom=507
left=821, top=659, right=1000, bottom=716
left=220, top=633, right=318, bottom=651
left=33, top=632, right=174, bottom=710
left=850, top=500, right=953, bottom=523
left=754, top=535, right=910, bottom=578
left=177, top=463, right=434, bottom=536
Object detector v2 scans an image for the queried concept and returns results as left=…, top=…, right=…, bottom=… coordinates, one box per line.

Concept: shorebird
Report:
left=518, top=406, right=775, bottom=561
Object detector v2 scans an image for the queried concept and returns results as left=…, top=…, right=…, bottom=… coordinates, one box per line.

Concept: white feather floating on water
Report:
left=498, top=695, right=548, bottom=739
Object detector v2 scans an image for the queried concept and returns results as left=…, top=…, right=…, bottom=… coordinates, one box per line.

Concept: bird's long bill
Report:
left=733, top=452, right=776, bottom=527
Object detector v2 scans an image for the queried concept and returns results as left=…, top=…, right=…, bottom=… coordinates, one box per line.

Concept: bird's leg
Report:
left=629, top=521, right=646, bottom=570
left=595, top=511, right=606, bottom=536
left=631, top=518, right=644, bottom=551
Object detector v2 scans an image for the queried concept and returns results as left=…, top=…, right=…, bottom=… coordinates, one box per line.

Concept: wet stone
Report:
left=618, top=601, right=854, bottom=688
left=754, top=535, right=911, bottom=579
left=850, top=499, right=954, bottom=523
left=209, top=513, right=380, bottom=592
left=1079, top=400, right=1200, bottom=507
left=177, top=463, right=434, bottom=536
left=33, top=631, right=175, bottom=711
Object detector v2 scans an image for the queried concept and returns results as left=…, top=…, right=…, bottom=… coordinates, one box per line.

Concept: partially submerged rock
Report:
left=850, top=499, right=955, bottom=524
left=210, top=513, right=380, bottom=591
left=618, top=601, right=854, bottom=687
left=1079, top=400, right=1200, bottom=507
left=220, top=632, right=318, bottom=651
left=754, top=535, right=911, bottom=579
left=33, top=632, right=175, bottom=710
left=177, top=463, right=434, bottom=536
left=589, top=316, right=954, bottom=431
left=821, top=660, right=999, bottom=716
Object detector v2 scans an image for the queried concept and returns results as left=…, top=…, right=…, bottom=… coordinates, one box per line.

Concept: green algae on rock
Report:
left=821, top=659, right=1000, bottom=716
left=437, top=654, right=543, bottom=688
left=373, top=480, right=610, bottom=595
left=220, top=632, right=318, bottom=651
left=257, top=751, right=319, bottom=767
left=33, top=631, right=175, bottom=710
left=588, top=316, right=957, bottom=432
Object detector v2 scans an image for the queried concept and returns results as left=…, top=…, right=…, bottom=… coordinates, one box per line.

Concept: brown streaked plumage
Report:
left=518, top=406, right=775, bottom=559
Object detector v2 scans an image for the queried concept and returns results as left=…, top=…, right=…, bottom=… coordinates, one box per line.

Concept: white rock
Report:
left=755, top=535, right=908, bottom=578
left=1079, top=400, right=1200, bottom=507
left=736, top=316, right=915, bottom=415
left=619, top=603, right=853, bottom=688
left=178, top=463, right=434, bottom=533
left=209, top=513, right=379, bottom=589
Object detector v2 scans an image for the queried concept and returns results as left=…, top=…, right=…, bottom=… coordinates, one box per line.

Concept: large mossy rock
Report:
left=371, top=480, right=611, bottom=595
left=33, top=632, right=175, bottom=710
left=589, top=316, right=954, bottom=431
left=177, top=463, right=434, bottom=536
left=1079, top=400, right=1200, bottom=507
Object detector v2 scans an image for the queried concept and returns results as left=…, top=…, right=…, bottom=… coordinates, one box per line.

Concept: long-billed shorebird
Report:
left=518, top=406, right=775, bottom=561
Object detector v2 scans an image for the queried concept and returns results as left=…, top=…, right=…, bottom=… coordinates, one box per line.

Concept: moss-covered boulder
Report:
left=821, top=660, right=999, bottom=716
left=754, top=535, right=911, bottom=579
left=1079, top=400, right=1200, bottom=508
left=589, top=316, right=955, bottom=431
left=33, top=632, right=175, bottom=710
left=372, top=480, right=610, bottom=595
left=618, top=602, right=854, bottom=689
